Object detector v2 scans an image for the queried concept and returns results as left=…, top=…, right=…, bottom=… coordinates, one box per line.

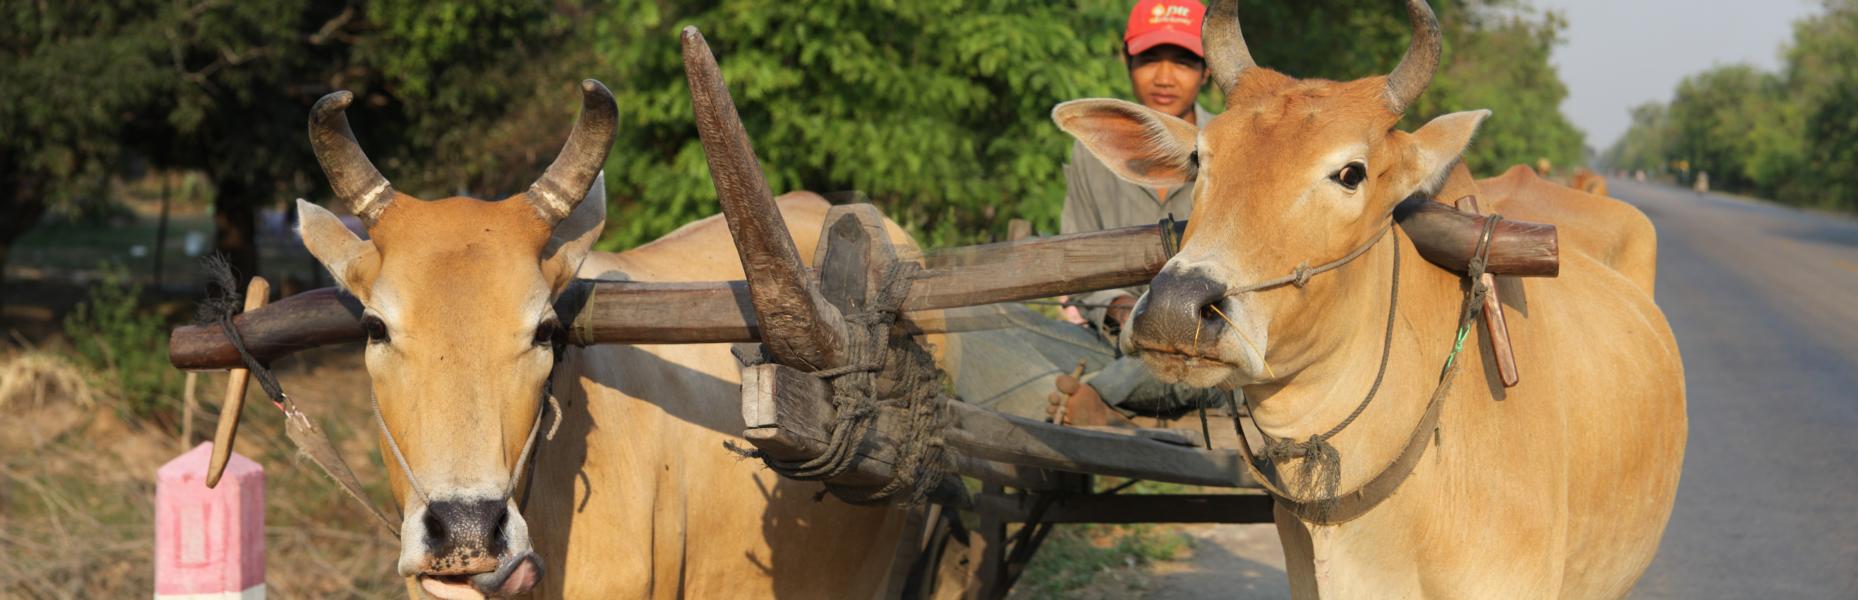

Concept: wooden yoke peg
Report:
left=1455, top=198, right=1519, bottom=388
left=206, top=277, right=270, bottom=487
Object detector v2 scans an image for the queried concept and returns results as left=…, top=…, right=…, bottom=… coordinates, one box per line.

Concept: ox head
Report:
left=295, top=81, right=616, bottom=599
left=1056, top=0, right=1488, bottom=390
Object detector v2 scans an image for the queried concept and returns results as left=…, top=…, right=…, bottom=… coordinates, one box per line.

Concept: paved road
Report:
left=1619, top=179, right=1858, bottom=598
left=1137, top=179, right=1858, bottom=598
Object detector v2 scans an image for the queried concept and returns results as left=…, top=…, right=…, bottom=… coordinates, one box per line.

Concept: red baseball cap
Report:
left=1125, top=0, right=1206, bottom=57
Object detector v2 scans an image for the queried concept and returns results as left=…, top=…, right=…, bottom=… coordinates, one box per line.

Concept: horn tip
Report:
left=314, top=90, right=354, bottom=113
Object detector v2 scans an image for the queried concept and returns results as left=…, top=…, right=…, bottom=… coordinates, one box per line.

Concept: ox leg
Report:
left=1274, top=504, right=1320, bottom=599
left=966, top=484, right=1009, bottom=600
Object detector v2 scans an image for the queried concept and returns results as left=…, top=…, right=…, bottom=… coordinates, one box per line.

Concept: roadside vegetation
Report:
left=5, top=1, right=1588, bottom=594
left=1605, top=0, right=1858, bottom=213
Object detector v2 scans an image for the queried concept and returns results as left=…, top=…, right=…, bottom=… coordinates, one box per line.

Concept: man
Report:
left=950, top=0, right=1226, bottom=426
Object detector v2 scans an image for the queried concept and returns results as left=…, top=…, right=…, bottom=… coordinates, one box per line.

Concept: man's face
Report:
left=1128, top=44, right=1207, bottom=120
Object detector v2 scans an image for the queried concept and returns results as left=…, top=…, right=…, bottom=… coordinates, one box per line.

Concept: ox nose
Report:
left=1131, top=270, right=1227, bottom=353
left=423, top=498, right=510, bottom=573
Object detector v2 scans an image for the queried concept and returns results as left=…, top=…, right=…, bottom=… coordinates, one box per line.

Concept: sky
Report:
left=1529, top=0, right=1823, bottom=151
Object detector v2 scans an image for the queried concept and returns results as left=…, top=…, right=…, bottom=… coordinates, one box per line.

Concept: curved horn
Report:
left=681, top=26, right=847, bottom=370
left=308, top=92, right=393, bottom=226
left=206, top=277, right=269, bottom=488
left=528, top=80, right=619, bottom=224
left=1384, top=0, right=1443, bottom=114
left=1203, top=0, right=1257, bottom=95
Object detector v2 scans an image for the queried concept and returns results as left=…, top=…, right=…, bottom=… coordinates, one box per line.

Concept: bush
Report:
left=61, top=263, right=179, bottom=423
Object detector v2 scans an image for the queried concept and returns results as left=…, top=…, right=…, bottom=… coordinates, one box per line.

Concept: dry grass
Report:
left=0, top=345, right=404, bottom=598
left=0, top=349, right=96, bottom=411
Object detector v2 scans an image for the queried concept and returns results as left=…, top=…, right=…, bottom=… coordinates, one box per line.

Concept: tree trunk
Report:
left=0, top=185, right=49, bottom=311
left=153, top=175, right=171, bottom=292
left=212, top=179, right=260, bottom=286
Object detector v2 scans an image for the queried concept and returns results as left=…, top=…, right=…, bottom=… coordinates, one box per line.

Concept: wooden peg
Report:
left=1455, top=198, right=1519, bottom=388
left=207, top=277, right=270, bottom=487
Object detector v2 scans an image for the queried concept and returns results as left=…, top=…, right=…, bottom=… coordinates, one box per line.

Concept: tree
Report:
left=0, top=1, right=170, bottom=304
left=584, top=0, right=1586, bottom=250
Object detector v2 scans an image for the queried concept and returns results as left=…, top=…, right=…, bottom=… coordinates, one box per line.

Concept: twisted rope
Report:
left=735, top=261, right=955, bottom=506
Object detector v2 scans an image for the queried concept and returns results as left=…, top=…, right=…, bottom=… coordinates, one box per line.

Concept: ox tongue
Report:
left=420, top=576, right=487, bottom=600
left=495, top=558, right=540, bottom=596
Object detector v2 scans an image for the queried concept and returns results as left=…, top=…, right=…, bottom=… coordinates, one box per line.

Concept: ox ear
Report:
left=1053, top=99, right=1198, bottom=187
left=1401, top=109, right=1491, bottom=198
left=296, top=198, right=381, bottom=298
left=541, top=172, right=607, bottom=293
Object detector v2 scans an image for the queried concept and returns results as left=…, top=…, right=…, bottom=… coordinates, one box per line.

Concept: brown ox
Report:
left=1571, top=167, right=1611, bottom=197
left=294, top=81, right=921, bottom=598
left=1054, top=0, right=1685, bottom=597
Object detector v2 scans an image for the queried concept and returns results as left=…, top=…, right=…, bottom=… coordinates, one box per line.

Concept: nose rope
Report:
left=1222, top=220, right=1393, bottom=297
left=370, top=360, right=562, bottom=513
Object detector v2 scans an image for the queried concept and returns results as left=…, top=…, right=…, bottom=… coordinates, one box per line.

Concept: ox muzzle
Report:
left=400, top=496, right=542, bottom=599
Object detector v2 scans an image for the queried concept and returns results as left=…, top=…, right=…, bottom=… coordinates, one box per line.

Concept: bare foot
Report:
left=1046, top=374, right=1138, bottom=428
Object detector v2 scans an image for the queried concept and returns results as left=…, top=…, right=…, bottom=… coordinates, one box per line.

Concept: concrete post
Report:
left=155, top=442, right=264, bottom=599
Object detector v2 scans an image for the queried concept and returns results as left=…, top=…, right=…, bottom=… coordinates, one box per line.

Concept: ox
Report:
left=290, top=77, right=927, bottom=597
left=1054, top=0, right=1685, bottom=597
left=1571, top=168, right=1610, bottom=198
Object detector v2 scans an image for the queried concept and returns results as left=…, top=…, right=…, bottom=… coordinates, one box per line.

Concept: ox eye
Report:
left=533, top=318, right=561, bottom=348
left=362, top=315, right=389, bottom=343
left=1332, top=162, right=1368, bottom=191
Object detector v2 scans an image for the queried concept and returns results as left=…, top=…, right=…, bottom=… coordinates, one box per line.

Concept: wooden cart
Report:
left=168, top=30, right=1558, bottom=599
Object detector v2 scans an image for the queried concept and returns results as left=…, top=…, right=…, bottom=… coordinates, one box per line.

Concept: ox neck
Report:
left=1240, top=197, right=1474, bottom=498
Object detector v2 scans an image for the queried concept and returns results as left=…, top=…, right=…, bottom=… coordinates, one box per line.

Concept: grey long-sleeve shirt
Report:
left=1059, top=104, right=1224, bottom=414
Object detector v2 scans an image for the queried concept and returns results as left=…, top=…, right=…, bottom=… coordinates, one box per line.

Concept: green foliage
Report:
left=5, top=0, right=1589, bottom=259
left=584, top=0, right=1584, bottom=250
left=61, top=264, right=179, bottom=422
left=1605, top=0, right=1858, bottom=212
left=587, top=0, right=1133, bottom=250
left=0, top=1, right=169, bottom=217
left=1017, top=523, right=1189, bottom=596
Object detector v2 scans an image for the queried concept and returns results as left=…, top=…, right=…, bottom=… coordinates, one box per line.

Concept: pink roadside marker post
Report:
left=156, top=442, right=265, bottom=599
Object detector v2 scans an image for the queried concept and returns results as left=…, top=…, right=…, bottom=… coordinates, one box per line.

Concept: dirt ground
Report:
left=0, top=345, right=405, bottom=597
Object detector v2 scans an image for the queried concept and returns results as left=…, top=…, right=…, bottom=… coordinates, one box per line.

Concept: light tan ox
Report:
left=1053, top=0, right=1685, bottom=597
left=292, top=79, right=924, bottom=598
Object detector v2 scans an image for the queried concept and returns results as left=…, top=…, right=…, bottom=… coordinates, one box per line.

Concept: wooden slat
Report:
left=744, top=364, right=1255, bottom=489
left=974, top=493, right=1276, bottom=524
left=169, top=210, right=1559, bottom=369
left=742, top=364, right=1060, bottom=494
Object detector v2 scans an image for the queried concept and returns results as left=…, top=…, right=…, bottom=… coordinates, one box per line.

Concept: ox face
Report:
left=296, top=83, right=615, bottom=599
left=1056, top=0, right=1488, bottom=391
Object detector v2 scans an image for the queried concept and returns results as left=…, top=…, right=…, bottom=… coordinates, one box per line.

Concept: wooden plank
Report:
left=742, top=364, right=1062, bottom=494
left=974, top=493, right=1277, bottom=524
left=906, top=224, right=1174, bottom=312
left=169, top=210, right=1559, bottom=368
left=746, top=364, right=1255, bottom=489
left=943, top=400, right=1251, bottom=487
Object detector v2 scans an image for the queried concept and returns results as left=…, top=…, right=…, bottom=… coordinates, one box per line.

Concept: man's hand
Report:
left=1104, top=295, right=1138, bottom=332
left=1045, top=372, right=1135, bottom=428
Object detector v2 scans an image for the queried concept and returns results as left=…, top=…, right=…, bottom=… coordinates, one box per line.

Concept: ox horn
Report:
left=1203, top=0, right=1258, bottom=95
left=1384, top=0, right=1443, bottom=114
left=309, top=91, right=393, bottom=227
left=681, top=26, right=848, bottom=370
left=527, top=80, right=619, bottom=224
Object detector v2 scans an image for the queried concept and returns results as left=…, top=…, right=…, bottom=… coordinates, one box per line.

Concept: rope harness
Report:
left=1227, top=213, right=1503, bottom=525
left=729, top=261, right=957, bottom=506
left=199, top=257, right=561, bottom=537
